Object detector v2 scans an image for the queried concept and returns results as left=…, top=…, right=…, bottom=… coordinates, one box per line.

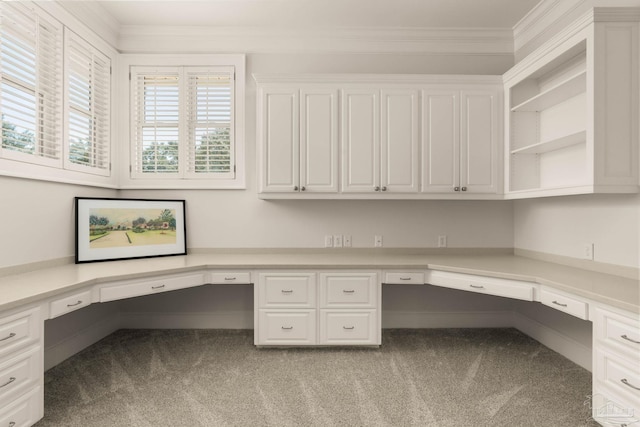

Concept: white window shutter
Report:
left=0, top=1, right=63, bottom=167
left=64, top=29, right=111, bottom=176
left=131, top=67, right=181, bottom=177
left=185, top=67, right=235, bottom=179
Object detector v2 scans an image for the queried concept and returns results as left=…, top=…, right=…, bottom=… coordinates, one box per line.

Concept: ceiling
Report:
left=72, top=0, right=541, bottom=29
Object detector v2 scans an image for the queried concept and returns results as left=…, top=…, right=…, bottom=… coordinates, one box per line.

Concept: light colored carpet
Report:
left=35, top=328, right=599, bottom=426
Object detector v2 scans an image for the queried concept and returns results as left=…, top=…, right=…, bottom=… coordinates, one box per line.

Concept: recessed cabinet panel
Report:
left=319, top=310, right=378, bottom=345
left=300, top=89, right=338, bottom=192
left=341, top=89, right=379, bottom=192
left=0, top=386, right=41, bottom=427
left=0, top=346, right=40, bottom=408
left=258, top=273, right=316, bottom=308
left=0, top=308, right=40, bottom=360
left=258, top=310, right=316, bottom=345
left=422, top=90, right=459, bottom=192
left=319, top=272, right=377, bottom=308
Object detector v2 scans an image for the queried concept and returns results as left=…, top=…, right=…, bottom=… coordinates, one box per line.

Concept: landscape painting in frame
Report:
left=75, top=197, right=186, bottom=263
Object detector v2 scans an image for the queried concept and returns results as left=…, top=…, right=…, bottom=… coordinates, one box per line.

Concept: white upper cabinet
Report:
left=422, top=85, right=501, bottom=195
left=504, top=9, right=640, bottom=198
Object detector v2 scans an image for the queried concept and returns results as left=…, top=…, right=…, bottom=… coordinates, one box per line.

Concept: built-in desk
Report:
left=0, top=250, right=638, bottom=426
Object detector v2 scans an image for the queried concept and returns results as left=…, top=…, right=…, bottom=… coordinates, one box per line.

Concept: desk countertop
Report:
left=0, top=250, right=638, bottom=314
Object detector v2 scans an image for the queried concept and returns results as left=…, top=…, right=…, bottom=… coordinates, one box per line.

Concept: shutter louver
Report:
left=65, top=30, right=110, bottom=175
left=131, top=69, right=180, bottom=176
left=186, top=68, right=234, bottom=178
left=0, top=2, right=63, bottom=167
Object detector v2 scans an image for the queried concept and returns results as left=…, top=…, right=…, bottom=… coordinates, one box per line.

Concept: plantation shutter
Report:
left=131, top=67, right=181, bottom=177
left=65, top=30, right=110, bottom=176
left=185, top=67, right=234, bottom=178
left=0, top=1, right=63, bottom=167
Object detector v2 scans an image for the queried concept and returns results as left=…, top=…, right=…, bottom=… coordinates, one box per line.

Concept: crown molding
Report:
left=116, top=25, right=514, bottom=55
left=253, top=73, right=504, bottom=85
left=54, top=1, right=120, bottom=48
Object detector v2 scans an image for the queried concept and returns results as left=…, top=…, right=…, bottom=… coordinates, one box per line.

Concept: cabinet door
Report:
left=421, top=89, right=460, bottom=193
left=341, top=89, right=379, bottom=192
left=460, top=89, right=499, bottom=194
left=380, top=89, right=419, bottom=193
left=300, top=89, right=338, bottom=193
left=259, top=87, right=299, bottom=193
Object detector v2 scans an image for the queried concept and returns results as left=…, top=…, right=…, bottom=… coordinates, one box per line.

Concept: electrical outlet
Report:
left=374, top=235, right=383, bottom=247
left=334, top=235, right=343, bottom=248
left=438, top=235, right=447, bottom=248
left=343, top=235, right=352, bottom=247
left=583, top=243, right=594, bottom=260
left=324, top=235, right=333, bottom=248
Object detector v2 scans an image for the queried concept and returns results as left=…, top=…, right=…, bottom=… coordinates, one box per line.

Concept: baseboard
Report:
left=511, top=311, right=592, bottom=372
left=382, top=310, right=514, bottom=329
left=44, top=313, right=122, bottom=371
left=119, top=310, right=254, bottom=329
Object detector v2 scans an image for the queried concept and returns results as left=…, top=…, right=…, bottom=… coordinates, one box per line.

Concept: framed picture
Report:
left=75, top=197, right=187, bottom=264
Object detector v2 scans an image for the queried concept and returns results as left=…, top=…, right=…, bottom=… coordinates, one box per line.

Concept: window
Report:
left=64, top=30, right=111, bottom=176
left=130, top=65, right=236, bottom=182
left=0, top=1, right=63, bottom=167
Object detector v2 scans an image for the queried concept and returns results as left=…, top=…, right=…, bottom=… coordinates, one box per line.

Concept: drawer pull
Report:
left=281, top=326, right=293, bottom=330
left=552, top=300, right=568, bottom=307
left=151, top=285, right=165, bottom=290
left=399, top=277, right=412, bottom=281
left=621, top=378, right=640, bottom=391
left=224, top=277, right=237, bottom=281
left=343, top=290, right=355, bottom=294
left=66, top=300, right=83, bottom=307
left=281, top=289, right=293, bottom=294
left=0, top=332, right=16, bottom=342
left=0, top=377, right=16, bottom=388
left=469, top=284, right=484, bottom=289
left=10, top=422, right=16, bottom=427
left=343, top=326, right=355, bottom=330
left=621, top=334, right=640, bottom=344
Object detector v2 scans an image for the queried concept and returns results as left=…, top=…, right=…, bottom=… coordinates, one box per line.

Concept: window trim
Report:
left=119, top=54, right=246, bottom=190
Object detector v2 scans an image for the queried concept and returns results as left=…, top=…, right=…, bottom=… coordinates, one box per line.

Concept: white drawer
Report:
left=209, top=272, right=251, bottom=284
left=0, top=346, right=41, bottom=408
left=319, top=310, right=378, bottom=345
left=49, top=289, right=92, bottom=319
left=595, top=349, right=640, bottom=408
left=595, top=307, right=640, bottom=361
left=383, top=272, right=425, bottom=285
left=0, top=308, right=40, bottom=360
left=0, top=386, right=42, bottom=427
left=100, top=272, right=206, bottom=302
left=539, top=288, right=588, bottom=320
left=257, top=310, right=316, bottom=345
left=258, top=273, right=316, bottom=308
left=319, top=273, right=378, bottom=308
left=426, top=270, right=535, bottom=301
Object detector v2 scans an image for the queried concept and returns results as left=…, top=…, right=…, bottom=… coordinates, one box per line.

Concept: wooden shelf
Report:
left=511, top=130, right=586, bottom=155
left=511, top=70, right=586, bottom=112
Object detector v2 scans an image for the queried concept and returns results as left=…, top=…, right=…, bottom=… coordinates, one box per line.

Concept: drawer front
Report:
left=257, top=310, right=316, bottom=345
left=539, top=288, right=588, bottom=320
left=595, top=349, right=640, bottom=408
left=258, top=273, right=316, bottom=308
left=0, top=308, right=40, bottom=360
left=319, top=310, right=378, bottom=345
left=209, top=272, right=251, bottom=284
left=595, top=307, right=640, bottom=360
left=0, top=386, right=42, bottom=427
left=426, top=270, right=535, bottom=301
left=0, top=346, right=41, bottom=408
left=383, top=272, right=425, bottom=285
left=49, top=290, right=92, bottom=319
left=320, top=273, right=378, bottom=308
left=100, top=273, right=206, bottom=302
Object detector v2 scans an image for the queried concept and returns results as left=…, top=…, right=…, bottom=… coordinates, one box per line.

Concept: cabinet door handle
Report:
left=374, top=186, right=380, bottom=191
left=0, top=332, right=16, bottom=342
left=294, top=186, right=299, bottom=191
left=621, top=378, right=640, bottom=391
left=343, top=289, right=355, bottom=294
left=66, top=300, right=83, bottom=307
left=343, top=326, right=355, bottom=330
left=281, top=289, right=293, bottom=293
left=10, top=422, right=16, bottom=427
left=469, top=284, right=484, bottom=289
left=552, top=300, right=568, bottom=307
left=301, top=186, right=306, bottom=191
left=0, top=377, right=16, bottom=388
left=461, top=187, right=467, bottom=191
left=621, top=334, right=640, bottom=344
left=281, top=326, right=293, bottom=330
left=381, top=186, right=387, bottom=192
left=151, top=285, right=165, bottom=290
left=454, top=187, right=460, bottom=192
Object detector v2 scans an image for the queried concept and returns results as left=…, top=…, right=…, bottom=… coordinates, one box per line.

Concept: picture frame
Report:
left=75, top=197, right=187, bottom=264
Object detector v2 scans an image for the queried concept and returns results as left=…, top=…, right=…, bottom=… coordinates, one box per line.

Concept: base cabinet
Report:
left=255, top=271, right=381, bottom=346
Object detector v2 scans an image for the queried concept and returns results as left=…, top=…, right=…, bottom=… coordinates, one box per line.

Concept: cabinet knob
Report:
left=301, top=186, right=306, bottom=191
left=294, top=186, right=299, bottom=191
left=374, top=186, right=380, bottom=191
left=454, top=187, right=460, bottom=192
left=461, top=187, right=467, bottom=192
left=381, top=186, right=387, bottom=192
